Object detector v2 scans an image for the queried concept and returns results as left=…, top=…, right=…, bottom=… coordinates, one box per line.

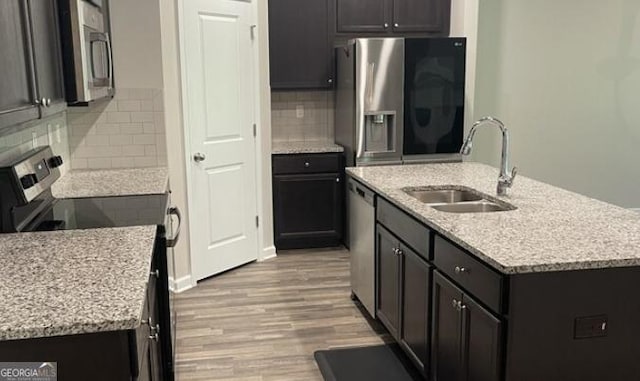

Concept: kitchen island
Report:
left=347, top=162, right=640, bottom=381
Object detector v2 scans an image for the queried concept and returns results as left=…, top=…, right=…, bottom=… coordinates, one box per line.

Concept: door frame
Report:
left=177, top=0, right=265, bottom=286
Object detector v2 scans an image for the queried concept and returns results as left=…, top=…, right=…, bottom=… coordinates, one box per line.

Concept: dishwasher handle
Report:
left=349, top=179, right=375, bottom=206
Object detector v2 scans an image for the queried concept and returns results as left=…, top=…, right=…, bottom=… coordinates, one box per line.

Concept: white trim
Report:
left=177, top=0, right=263, bottom=282
left=259, top=245, right=277, bottom=262
left=169, top=275, right=195, bottom=293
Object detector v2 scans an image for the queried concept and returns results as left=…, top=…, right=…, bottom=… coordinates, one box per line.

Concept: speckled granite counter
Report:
left=52, top=167, right=168, bottom=199
left=0, top=226, right=157, bottom=341
left=347, top=162, right=640, bottom=274
left=272, top=141, right=344, bottom=154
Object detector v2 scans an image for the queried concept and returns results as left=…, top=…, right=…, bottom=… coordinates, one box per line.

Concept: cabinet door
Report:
left=432, top=271, right=464, bottom=381
left=376, top=224, right=401, bottom=339
left=269, top=0, right=333, bottom=89
left=462, top=295, right=503, bottom=381
left=273, top=172, right=343, bottom=249
left=392, top=0, right=449, bottom=33
left=336, top=0, right=388, bottom=33
left=399, top=243, right=431, bottom=375
left=0, top=0, right=39, bottom=130
left=28, top=0, right=66, bottom=117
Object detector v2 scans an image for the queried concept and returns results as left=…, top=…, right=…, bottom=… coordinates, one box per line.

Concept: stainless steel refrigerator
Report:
left=335, top=37, right=467, bottom=167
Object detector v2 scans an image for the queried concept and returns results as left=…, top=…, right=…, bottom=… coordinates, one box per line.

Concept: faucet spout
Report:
left=460, top=117, right=517, bottom=196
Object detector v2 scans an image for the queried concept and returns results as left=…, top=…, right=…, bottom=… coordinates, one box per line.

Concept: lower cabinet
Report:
left=376, top=224, right=401, bottom=338
left=376, top=223, right=431, bottom=376
left=272, top=153, right=344, bottom=250
left=432, top=271, right=503, bottom=381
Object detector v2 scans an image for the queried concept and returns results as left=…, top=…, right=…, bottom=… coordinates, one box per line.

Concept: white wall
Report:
left=473, top=0, right=640, bottom=208
left=110, top=0, right=164, bottom=89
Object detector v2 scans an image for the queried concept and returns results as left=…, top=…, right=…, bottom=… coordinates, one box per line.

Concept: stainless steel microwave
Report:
left=59, top=0, right=114, bottom=105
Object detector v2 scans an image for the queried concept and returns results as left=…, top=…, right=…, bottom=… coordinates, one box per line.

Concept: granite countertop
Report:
left=52, top=167, right=169, bottom=199
left=0, top=226, right=157, bottom=341
left=347, top=162, right=640, bottom=274
left=272, top=141, right=344, bottom=155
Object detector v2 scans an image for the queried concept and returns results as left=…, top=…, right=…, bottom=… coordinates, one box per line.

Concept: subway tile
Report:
left=118, top=100, right=141, bottom=112
left=95, top=123, right=121, bottom=135
left=157, top=155, right=168, bottom=166
left=131, top=112, right=154, bottom=123
left=133, top=156, right=158, bottom=167
left=133, top=134, right=156, bottom=145
left=87, top=158, right=113, bottom=169
left=109, top=134, right=134, bottom=146
left=121, top=123, right=144, bottom=134
left=70, top=158, right=88, bottom=169
left=143, top=123, right=156, bottom=134
left=140, top=100, right=154, bottom=112
left=86, top=135, right=110, bottom=146
left=122, top=145, right=146, bottom=157
left=111, top=157, right=136, bottom=168
left=107, top=112, right=131, bottom=123
left=144, top=145, right=157, bottom=156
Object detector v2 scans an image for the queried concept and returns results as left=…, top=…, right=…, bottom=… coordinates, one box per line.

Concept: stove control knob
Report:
left=20, top=174, right=39, bottom=190
left=48, top=155, right=64, bottom=168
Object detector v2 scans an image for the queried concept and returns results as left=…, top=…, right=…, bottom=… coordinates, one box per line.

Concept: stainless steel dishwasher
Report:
left=348, top=178, right=376, bottom=318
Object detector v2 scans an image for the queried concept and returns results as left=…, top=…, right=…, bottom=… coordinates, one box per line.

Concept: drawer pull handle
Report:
left=454, top=266, right=467, bottom=274
left=304, top=162, right=310, bottom=168
left=452, top=299, right=465, bottom=312
left=452, top=298, right=458, bottom=309
left=149, top=333, right=159, bottom=341
left=151, top=269, right=160, bottom=278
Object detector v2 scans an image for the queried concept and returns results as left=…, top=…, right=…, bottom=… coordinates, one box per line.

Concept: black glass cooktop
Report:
left=26, top=194, right=168, bottom=232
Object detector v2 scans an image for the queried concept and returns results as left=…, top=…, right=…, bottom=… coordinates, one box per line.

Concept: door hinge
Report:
left=255, top=215, right=259, bottom=228
left=250, top=25, right=256, bottom=40
left=253, top=123, right=257, bottom=137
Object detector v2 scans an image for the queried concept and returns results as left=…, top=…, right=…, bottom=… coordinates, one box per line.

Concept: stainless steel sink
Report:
left=404, top=188, right=483, bottom=204
left=402, top=186, right=517, bottom=213
left=431, top=201, right=512, bottom=213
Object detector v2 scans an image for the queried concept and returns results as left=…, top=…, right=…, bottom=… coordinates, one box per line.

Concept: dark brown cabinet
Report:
left=0, top=1, right=39, bottom=130
left=268, top=0, right=334, bottom=89
left=432, top=271, right=502, bottom=381
left=28, top=0, right=66, bottom=117
left=335, top=0, right=451, bottom=36
left=272, top=153, right=344, bottom=250
left=400, top=243, right=431, bottom=376
left=0, top=0, right=66, bottom=132
left=376, top=224, right=401, bottom=339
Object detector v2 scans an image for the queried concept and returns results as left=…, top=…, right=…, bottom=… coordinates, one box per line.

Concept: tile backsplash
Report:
left=67, top=88, right=167, bottom=170
left=271, top=90, right=335, bottom=142
left=0, top=113, right=70, bottom=173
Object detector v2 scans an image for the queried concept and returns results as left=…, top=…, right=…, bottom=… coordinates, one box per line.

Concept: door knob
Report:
left=193, top=153, right=206, bottom=162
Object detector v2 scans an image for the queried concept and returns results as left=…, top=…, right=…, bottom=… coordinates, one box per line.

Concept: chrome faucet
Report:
left=460, top=116, right=517, bottom=196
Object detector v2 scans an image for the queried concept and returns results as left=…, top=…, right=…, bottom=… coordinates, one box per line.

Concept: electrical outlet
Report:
left=296, top=105, right=304, bottom=118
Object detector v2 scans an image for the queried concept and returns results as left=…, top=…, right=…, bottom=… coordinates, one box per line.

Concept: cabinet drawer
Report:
left=376, top=197, right=430, bottom=260
left=272, top=153, right=341, bottom=175
left=434, top=235, right=504, bottom=314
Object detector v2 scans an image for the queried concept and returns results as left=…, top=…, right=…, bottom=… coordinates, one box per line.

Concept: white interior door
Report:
left=182, top=0, right=258, bottom=281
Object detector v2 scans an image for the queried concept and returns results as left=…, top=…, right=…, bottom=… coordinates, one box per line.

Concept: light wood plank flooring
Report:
left=174, top=248, right=391, bottom=380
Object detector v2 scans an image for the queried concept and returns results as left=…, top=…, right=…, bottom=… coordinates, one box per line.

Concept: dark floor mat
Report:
left=314, top=344, right=423, bottom=381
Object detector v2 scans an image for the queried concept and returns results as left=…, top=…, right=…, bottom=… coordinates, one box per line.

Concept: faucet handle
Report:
left=510, top=166, right=518, bottom=183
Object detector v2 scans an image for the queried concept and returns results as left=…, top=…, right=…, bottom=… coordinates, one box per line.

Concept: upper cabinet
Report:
left=336, top=0, right=388, bottom=33
left=336, top=0, right=451, bottom=36
left=0, top=0, right=66, bottom=132
left=29, top=0, right=66, bottom=117
left=0, top=1, right=40, bottom=130
left=268, top=0, right=334, bottom=89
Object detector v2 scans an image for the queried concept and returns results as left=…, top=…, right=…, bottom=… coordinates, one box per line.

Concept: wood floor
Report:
left=174, top=248, right=392, bottom=381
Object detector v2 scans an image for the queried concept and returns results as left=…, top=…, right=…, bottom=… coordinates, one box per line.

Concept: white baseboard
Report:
left=169, top=274, right=194, bottom=293
left=259, top=245, right=277, bottom=261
